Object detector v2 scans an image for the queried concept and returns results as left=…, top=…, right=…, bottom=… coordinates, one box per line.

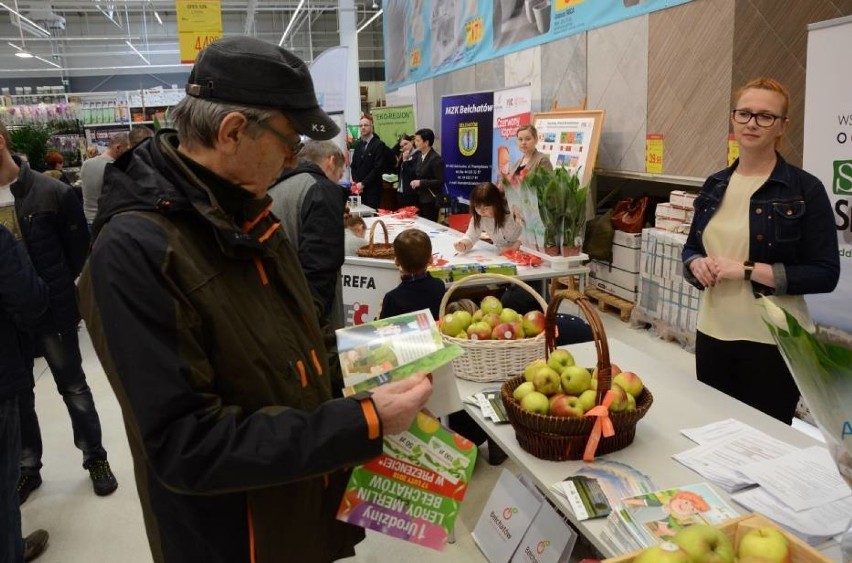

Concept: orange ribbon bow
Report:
left=582, top=389, right=617, bottom=461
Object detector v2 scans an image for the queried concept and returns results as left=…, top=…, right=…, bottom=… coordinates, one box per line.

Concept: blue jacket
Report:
left=10, top=156, right=90, bottom=331
left=682, top=154, right=839, bottom=296
left=0, top=225, right=49, bottom=400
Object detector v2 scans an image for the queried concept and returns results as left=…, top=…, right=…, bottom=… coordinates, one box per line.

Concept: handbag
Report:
left=611, top=196, right=650, bottom=233
left=582, top=209, right=614, bottom=262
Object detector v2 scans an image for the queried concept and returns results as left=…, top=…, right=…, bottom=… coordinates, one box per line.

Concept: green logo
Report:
left=833, top=160, right=852, bottom=195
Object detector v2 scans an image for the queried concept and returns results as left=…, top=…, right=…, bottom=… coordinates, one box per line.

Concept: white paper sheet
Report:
left=737, top=446, right=851, bottom=512
left=680, top=418, right=756, bottom=445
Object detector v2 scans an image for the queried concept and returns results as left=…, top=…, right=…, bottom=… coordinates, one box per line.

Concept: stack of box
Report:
left=587, top=230, right=642, bottom=302
left=635, top=228, right=701, bottom=340
left=654, top=190, right=697, bottom=233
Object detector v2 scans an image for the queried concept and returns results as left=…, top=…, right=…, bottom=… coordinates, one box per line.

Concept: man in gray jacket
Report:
left=80, top=132, right=129, bottom=226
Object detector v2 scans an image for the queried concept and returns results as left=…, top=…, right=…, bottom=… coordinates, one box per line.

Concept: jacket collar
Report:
left=709, top=151, right=792, bottom=189
left=10, top=155, right=31, bottom=199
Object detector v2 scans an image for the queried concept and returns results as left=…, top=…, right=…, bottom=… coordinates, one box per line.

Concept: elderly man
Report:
left=78, top=37, right=432, bottom=563
left=80, top=132, right=129, bottom=226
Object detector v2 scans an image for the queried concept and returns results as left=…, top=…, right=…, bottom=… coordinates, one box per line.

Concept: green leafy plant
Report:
left=8, top=124, right=54, bottom=171
left=517, top=166, right=588, bottom=256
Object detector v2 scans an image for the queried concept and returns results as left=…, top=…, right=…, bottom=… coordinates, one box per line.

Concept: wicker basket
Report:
left=356, top=220, right=395, bottom=259
left=500, top=289, right=653, bottom=461
left=440, top=273, right=548, bottom=383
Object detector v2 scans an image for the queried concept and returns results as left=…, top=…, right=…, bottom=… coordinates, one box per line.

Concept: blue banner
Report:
left=441, top=91, right=494, bottom=201
left=383, top=0, right=692, bottom=91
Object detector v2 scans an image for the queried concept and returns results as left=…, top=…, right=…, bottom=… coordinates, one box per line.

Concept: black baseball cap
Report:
left=185, top=36, right=339, bottom=140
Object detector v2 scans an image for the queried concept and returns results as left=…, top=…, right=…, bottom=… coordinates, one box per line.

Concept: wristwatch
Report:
left=743, top=260, right=755, bottom=281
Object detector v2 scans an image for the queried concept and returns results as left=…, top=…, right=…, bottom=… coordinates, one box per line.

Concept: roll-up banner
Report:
left=441, top=91, right=494, bottom=201
left=492, top=85, right=532, bottom=186
left=803, top=15, right=852, bottom=332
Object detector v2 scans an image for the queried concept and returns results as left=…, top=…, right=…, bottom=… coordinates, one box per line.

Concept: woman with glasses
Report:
left=682, top=78, right=839, bottom=424
left=454, top=182, right=522, bottom=254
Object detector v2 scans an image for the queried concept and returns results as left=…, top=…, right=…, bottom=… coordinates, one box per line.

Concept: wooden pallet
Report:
left=583, top=287, right=635, bottom=322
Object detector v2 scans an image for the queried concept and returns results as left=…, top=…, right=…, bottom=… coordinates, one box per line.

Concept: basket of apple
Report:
left=604, top=513, right=831, bottom=563
left=499, top=289, right=653, bottom=461
left=438, top=273, right=549, bottom=383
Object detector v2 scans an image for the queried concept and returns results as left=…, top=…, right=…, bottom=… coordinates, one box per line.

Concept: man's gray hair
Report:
left=298, top=140, right=344, bottom=168
left=170, top=96, right=278, bottom=149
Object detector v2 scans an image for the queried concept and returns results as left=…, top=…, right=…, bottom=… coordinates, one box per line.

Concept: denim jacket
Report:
left=682, top=154, right=839, bottom=296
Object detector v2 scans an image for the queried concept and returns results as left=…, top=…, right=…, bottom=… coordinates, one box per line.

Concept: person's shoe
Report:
left=486, top=438, right=508, bottom=466
left=23, top=529, right=49, bottom=562
left=17, top=473, right=42, bottom=505
left=85, top=459, right=118, bottom=496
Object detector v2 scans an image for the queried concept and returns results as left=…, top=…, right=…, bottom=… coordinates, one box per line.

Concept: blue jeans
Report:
left=18, top=327, right=107, bottom=475
left=1, top=397, right=23, bottom=563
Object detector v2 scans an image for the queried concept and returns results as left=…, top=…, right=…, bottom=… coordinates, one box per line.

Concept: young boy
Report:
left=379, top=229, right=445, bottom=321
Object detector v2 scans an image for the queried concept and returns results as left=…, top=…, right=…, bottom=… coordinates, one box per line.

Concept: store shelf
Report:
left=83, top=122, right=131, bottom=127
left=595, top=168, right=705, bottom=187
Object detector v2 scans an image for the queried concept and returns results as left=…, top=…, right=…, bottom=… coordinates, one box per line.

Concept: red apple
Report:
left=613, top=371, right=644, bottom=398
left=521, top=310, right=546, bottom=337
left=607, top=384, right=630, bottom=412
left=492, top=322, right=520, bottom=340
left=466, top=321, right=492, bottom=340
left=510, top=321, right=525, bottom=339
left=482, top=313, right=502, bottom=328
left=550, top=395, right=585, bottom=417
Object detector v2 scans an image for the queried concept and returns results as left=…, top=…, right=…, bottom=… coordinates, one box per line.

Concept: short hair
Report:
left=170, top=95, right=278, bottom=150
left=734, top=77, right=789, bottom=116
left=400, top=134, right=413, bottom=144
left=129, top=126, right=154, bottom=147
left=414, top=128, right=434, bottom=146
left=299, top=140, right=344, bottom=169
left=109, top=132, right=130, bottom=148
left=0, top=121, right=10, bottom=149
left=86, top=146, right=99, bottom=158
left=360, top=113, right=374, bottom=124
left=517, top=124, right=538, bottom=139
left=469, top=182, right=509, bottom=231
left=394, top=229, right=432, bottom=273
left=45, top=150, right=64, bottom=167
left=345, top=215, right=366, bottom=229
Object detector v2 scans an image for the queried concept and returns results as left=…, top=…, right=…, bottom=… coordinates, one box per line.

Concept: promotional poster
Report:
left=441, top=91, right=494, bottom=201
left=491, top=85, right=532, bottom=186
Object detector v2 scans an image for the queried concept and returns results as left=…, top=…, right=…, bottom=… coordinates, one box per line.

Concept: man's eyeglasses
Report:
left=731, top=109, right=785, bottom=128
left=255, top=120, right=304, bottom=153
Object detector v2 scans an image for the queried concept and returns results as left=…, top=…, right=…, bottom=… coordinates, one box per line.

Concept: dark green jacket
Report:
left=78, top=131, right=383, bottom=563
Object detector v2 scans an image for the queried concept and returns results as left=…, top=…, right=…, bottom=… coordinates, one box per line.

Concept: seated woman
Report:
left=453, top=182, right=522, bottom=254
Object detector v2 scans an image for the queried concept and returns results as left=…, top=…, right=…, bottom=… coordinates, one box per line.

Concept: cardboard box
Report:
left=654, top=217, right=687, bottom=233
left=590, top=260, right=639, bottom=291
left=588, top=277, right=637, bottom=303
left=669, top=190, right=698, bottom=210
left=612, top=244, right=641, bottom=273
left=613, top=230, right=642, bottom=249
left=655, top=202, right=689, bottom=222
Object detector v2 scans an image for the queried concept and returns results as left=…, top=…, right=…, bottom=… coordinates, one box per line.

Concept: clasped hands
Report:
left=689, top=255, right=748, bottom=288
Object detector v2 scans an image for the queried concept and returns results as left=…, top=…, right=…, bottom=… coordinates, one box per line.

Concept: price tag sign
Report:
left=645, top=133, right=664, bottom=174
left=465, top=17, right=484, bottom=47
left=176, top=0, right=223, bottom=63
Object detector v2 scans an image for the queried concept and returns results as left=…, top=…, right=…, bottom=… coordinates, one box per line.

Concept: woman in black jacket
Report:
left=409, top=128, right=444, bottom=222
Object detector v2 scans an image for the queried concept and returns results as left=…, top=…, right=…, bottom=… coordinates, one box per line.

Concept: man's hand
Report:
left=688, top=256, right=718, bottom=288
left=371, top=372, right=433, bottom=435
left=410, top=179, right=421, bottom=189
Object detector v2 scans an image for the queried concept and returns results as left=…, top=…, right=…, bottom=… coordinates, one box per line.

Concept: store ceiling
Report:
left=0, top=0, right=385, bottom=79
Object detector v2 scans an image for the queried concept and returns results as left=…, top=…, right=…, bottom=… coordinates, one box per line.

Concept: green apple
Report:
left=547, top=349, right=575, bottom=372
left=523, top=359, right=548, bottom=382
left=532, top=367, right=561, bottom=396
left=672, top=524, right=735, bottom=563
left=454, top=331, right=468, bottom=339
left=613, top=370, right=644, bottom=397
left=440, top=313, right=467, bottom=336
left=560, top=365, right=592, bottom=395
left=472, top=309, right=484, bottom=322
left=607, top=383, right=630, bottom=412
left=737, top=527, right=790, bottom=563
left=578, top=389, right=597, bottom=412
left=466, top=321, right=492, bottom=340
left=520, top=391, right=549, bottom=414
left=480, top=295, right=503, bottom=316
left=454, top=310, right=472, bottom=331
left=513, top=381, right=536, bottom=402
left=499, top=308, right=520, bottom=324
left=625, top=392, right=637, bottom=412
left=634, top=542, right=691, bottom=563
left=549, top=394, right=585, bottom=417
left=589, top=377, right=598, bottom=391
left=521, top=310, right=546, bottom=337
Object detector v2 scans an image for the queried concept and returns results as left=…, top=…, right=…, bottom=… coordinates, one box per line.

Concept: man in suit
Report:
left=350, top=114, right=387, bottom=210
left=409, top=128, right=444, bottom=222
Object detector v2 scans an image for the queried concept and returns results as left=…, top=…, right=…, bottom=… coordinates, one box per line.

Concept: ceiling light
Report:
left=126, top=40, right=150, bottom=65
left=14, top=50, right=33, bottom=58
left=154, top=11, right=163, bottom=25
left=34, top=55, right=61, bottom=68
left=278, top=0, right=305, bottom=46
left=357, top=9, right=383, bottom=33
left=371, top=1, right=379, bottom=8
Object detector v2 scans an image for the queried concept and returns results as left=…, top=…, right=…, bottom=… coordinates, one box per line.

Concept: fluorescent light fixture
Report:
left=8, top=41, right=33, bottom=57
left=356, top=9, right=383, bottom=33
left=154, top=11, right=163, bottom=25
left=35, top=55, right=61, bottom=68
left=278, top=0, right=305, bottom=46
left=0, top=2, right=50, bottom=36
left=125, top=40, right=151, bottom=65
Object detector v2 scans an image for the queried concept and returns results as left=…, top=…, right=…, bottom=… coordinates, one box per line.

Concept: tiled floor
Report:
left=20, top=311, right=696, bottom=562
